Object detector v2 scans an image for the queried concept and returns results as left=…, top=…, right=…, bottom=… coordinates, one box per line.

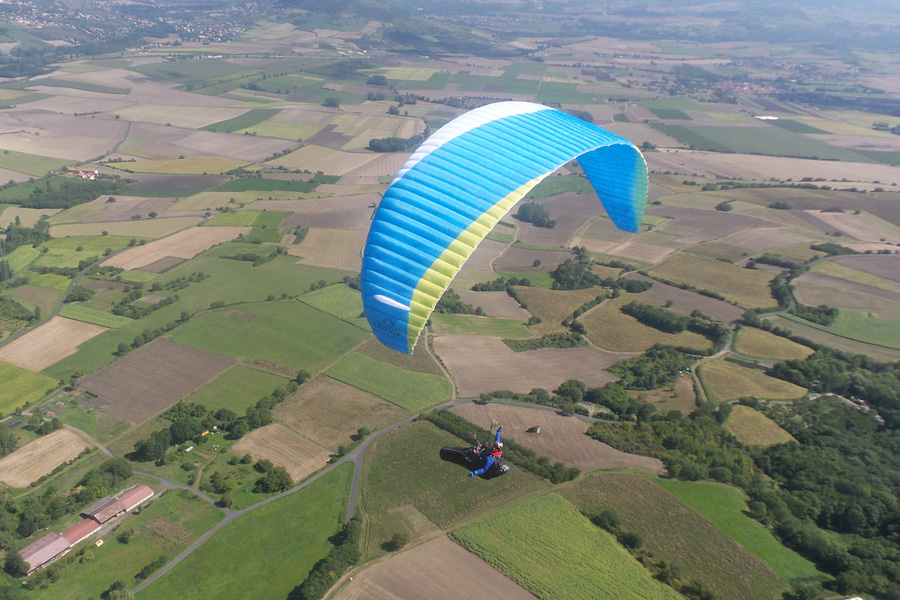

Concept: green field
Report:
left=3, top=245, right=40, bottom=271
left=139, top=465, right=351, bottom=600
left=297, top=283, right=364, bottom=321
left=648, top=108, right=691, bottom=119
left=654, top=479, right=825, bottom=585
left=243, top=227, right=284, bottom=243
left=59, top=304, right=133, bottom=328
left=325, top=353, right=449, bottom=412
left=362, top=421, right=548, bottom=557
left=29, top=489, right=223, bottom=600
left=817, top=309, right=900, bottom=349
left=129, top=60, right=258, bottom=88
left=183, top=365, right=288, bottom=413
left=562, top=473, right=787, bottom=600
left=525, top=174, right=595, bottom=199
left=0, top=149, right=71, bottom=176
left=428, top=314, right=531, bottom=337
left=47, top=204, right=104, bottom=225
left=724, top=405, right=796, bottom=448
left=252, top=210, right=290, bottom=228
left=452, top=493, right=682, bottom=600
left=0, top=361, right=57, bottom=415
left=203, top=210, right=261, bottom=227
left=170, top=300, right=369, bottom=372
left=211, top=178, right=320, bottom=193
left=205, top=108, right=281, bottom=133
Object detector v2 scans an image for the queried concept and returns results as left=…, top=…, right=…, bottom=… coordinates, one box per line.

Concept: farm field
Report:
left=139, top=465, right=352, bottom=600
left=273, top=376, right=408, bottom=451
left=324, top=352, right=450, bottom=412
left=101, top=226, right=250, bottom=270
left=724, top=405, right=796, bottom=447
left=631, top=374, right=698, bottom=414
left=361, top=421, right=549, bottom=558
left=182, top=365, right=288, bottom=413
left=0, top=428, right=92, bottom=487
left=654, top=479, right=825, bottom=584
left=58, top=304, right=133, bottom=328
left=231, top=423, right=329, bottom=481
left=622, top=273, right=745, bottom=323
left=561, top=473, right=787, bottom=600
left=698, top=359, right=807, bottom=403
left=429, top=314, right=531, bottom=337
left=297, top=283, right=364, bottom=321
left=0, top=360, right=57, bottom=414
left=732, top=326, right=815, bottom=360
left=333, top=536, right=536, bottom=600
left=434, top=335, right=627, bottom=397
left=647, top=253, right=778, bottom=309
left=580, top=294, right=713, bottom=353
left=816, top=309, right=900, bottom=349
left=169, top=300, right=369, bottom=373
left=452, top=493, right=683, bottom=600
left=0, top=316, right=107, bottom=372
left=78, top=338, right=234, bottom=424
left=26, top=489, right=224, bottom=600
left=516, top=287, right=612, bottom=335
left=293, top=228, right=367, bottom=271
left=761, top=315, right=900, bottom=362
left=356, top=337, right=444, bottom=377
left=451, top=403, right=665, bottom=474
left=49, top=216, right=204, bottom=239
left=454, top=290, right=529, bottom=320
left=793, top=273, right=900, bottom=320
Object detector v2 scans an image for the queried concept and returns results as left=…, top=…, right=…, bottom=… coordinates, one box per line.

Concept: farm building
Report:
left=19, top=533, right=69, bottom=575
left=62, top=519, right=100, bottom=546
left=69, top=167, right=98, bottom=180
left=81, top=485, right=154, bottom=524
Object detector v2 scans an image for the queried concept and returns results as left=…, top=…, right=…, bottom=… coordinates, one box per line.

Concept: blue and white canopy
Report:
left=361, top=101, right=648, bottom=354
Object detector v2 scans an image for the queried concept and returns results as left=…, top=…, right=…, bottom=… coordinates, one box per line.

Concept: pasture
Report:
left=434, top=335, right=626, bottom=398
left=2, top=245, right=41, bottom=271
left=274, top=376, right=408, bottom=451
left=647, top=253, right=778, bottom=309
left=232, top=423, right=330, bottom=481
left=102, top=226, right=249, bottom=270
left=183, top=365, right=288, bottom=413
left=580, top=295, right=713, bottom=353
left=138, top=465, right=351, bottom=600
left=50, top=216, right=204, bottom=239
left=0, top=316, right=107, bottom=372
left=78, top=339, right=234, bottom=424
left=297, top=283, right=363, bottom=321
left=761, top=315, right=900, bottom=362
left=356, top=337, right=444, bottom=377
left=0, top=360, right=57, bottom=414
left=58, top=304, right=133, bottom=328
left=32, top=489, right=224, bottom=600
left=654, top=479, right=825, bottom=584
left=203, top=210, right=260, bottom=227
left=333, top=536, right=536, bottom=600
left=361, top=421, right=549, bottom=557
left=170, top=300, right=369, bottom=373
left=324, top=352, right=450, bottom=412
left=451, top=403, right=665, bottom=474
left=724, top=405, right=796, bottom=447
left=562, top=473, right=787, bottom=600
left=732, top=326, right=815, bottom=360
left=698, top=359, right=807, bottom=403
left=818, top=309, right=900, bottom=349
left=0, top=428, right=92, bottom=487
left=452, top=493, right=683, bottom=600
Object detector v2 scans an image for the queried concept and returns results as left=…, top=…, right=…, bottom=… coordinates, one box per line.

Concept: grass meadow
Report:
left=724, top=405, right=796, bottom=447
left=763, top=315, right=900, bottom=363
left=819, top=309, right=900, bottom=349
left=361, top=421, right=549, bottom=557
left=0, top=361, right=57, bottom=415
left=58, top=304, right=133, bottom=328
left=324, top=353, right=450, bottom=412
left=183, top=365, right=288, bottom=413
left=4, top=245, right=41, bottom=271
left=0, top=149, right=70, bottom=176
left=205, top=108, right=281, bottom=133
left=698, top=359, right=807, bottom=403
left=297, top=283, right=364, bottom=321
left=452, top=493, right=683, bottom=600
left=27, top=489, right=224, bottom=600
left=653, top=479, right=825, bottom=585
left=204, top=210, right=262, bottom=227
left=139, top=465, right=351, bottom=600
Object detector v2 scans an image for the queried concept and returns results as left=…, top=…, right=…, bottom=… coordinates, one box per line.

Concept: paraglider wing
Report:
left=361, top=101, right=648, bottom=354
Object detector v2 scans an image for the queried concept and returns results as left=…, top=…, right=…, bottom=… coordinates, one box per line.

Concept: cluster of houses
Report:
left=18, top=485, right=154, bottom=575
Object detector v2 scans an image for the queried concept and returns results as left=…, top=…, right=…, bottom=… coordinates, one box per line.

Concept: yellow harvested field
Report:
left=813, top=261, right=900, bottom=294
left=290, top=228, right=366, bottom=271
left=699, top=359, right=807, bottom=403
left=264, top=145, right=382, bottom=175
left=648, top=253, right=778, bottom=308
left=733, top=327, right=815, bottom=361
left=232, top=423, right=330, bottom=481
left=0, top=316, right=106, bottom=371
left=112, top=104, right=248, bottom=128
left=335, top=536, right=536, bottom=600
left=724, top=405, right=795, bottom=448
left=107, top=157, right=248, bottom=175
left=102, top=226, right=250, bottom=270
left=0, top=429, right=92, bottom=487
left=0, top=207, right=60, bottom=228
left=581, top=295, right=713, bottom=353
left=516, top=287, right=603, bottom=335
left=50, top=216, right=203, bottom=239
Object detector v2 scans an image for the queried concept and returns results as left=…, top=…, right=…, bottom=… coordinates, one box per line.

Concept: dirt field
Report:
left=831, top=254, right=900, bottom=285
left=334, top=536, right=537, bottom=600
left=806, top=210, right=899, bottom=243
left=0, top=429, right=92, bottom=487
left=452, top=403, right=665, bottom=474
left=289, top=228, right=366, bottom=271
left=623, top=273, right=745, bottom=323
left=494, top=246, right=576, bottom=269
left=516, top=193, right=605, bottom=248
left=0, top=316, right=107, bottom=372
left=455, top=290, right=529, bottom=320
left=273, top=377, right=408, bottom=451
left=78, top=339, right=233, bottom=424
left=433, top=335, right=629, bottom=397
left=102, top=226, right=250, bottom=270
left=231, top=423, right=330, bottom=481
left=646, top=205, right=778, bottom=246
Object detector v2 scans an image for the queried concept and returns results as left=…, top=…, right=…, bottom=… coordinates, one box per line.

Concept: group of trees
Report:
left=515, top=201, right=556, bottom=228
left=0, top=216, right=50, bottom=256
left=19, top=177, right=126, bottom=210
left=367, top=134, right=425, bottom=153
left=286, top=517, right=361, bottom=600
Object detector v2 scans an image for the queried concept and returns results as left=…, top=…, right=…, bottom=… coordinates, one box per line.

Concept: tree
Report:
left=4, top=551, right=28, bottom=577
left=0, top=429, right=17, bottom=458
left=254, top=466, right=292, bottom=493
left=386, top=532, right=409, bottom=551
left=323, top=97, right=340, bottom=108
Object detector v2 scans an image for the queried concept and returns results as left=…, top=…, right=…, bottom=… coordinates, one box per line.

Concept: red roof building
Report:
left=19, top=533, right=69, bottom=574
left=62, top=519, right=100, bottom=546
left=118, top=485, right=154, bottom=512
left=81, top=485, right=155, bottom=524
